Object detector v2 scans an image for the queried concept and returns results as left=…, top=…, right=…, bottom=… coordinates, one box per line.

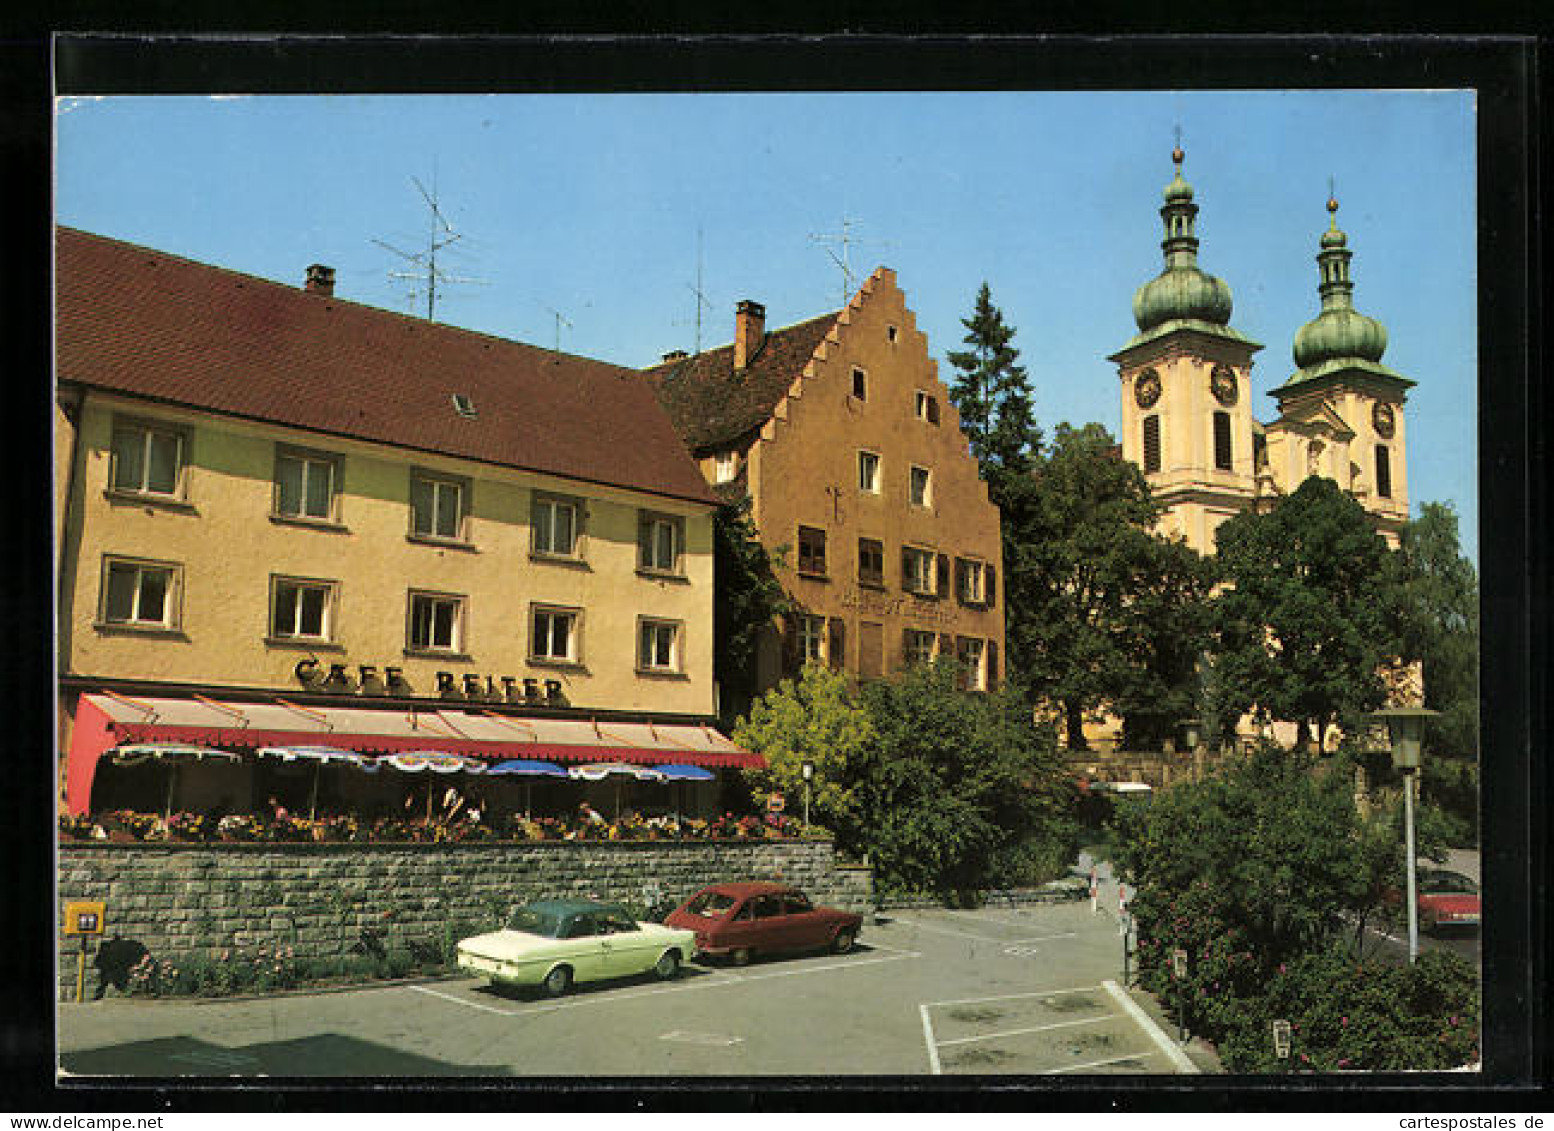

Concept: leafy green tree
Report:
left=1212, top=476, right=1404, bottom=746
left=712, top=496, right=790, bottom=728
left=1005, top=422, right=1213, bottom=748
left=1392, top=502, right=1479, bottom=839
left=733, top=663, right=872, bottom=842
left=851, top=662, right=1076, bottom=901
left=945, top=282, right=1040, bottom=475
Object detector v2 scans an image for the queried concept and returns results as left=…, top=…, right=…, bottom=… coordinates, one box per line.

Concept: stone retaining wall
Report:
left=57, top=839, right=873, bottom=1001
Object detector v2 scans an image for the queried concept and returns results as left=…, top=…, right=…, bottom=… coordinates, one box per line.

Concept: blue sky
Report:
left=55, top=90, right=1478, bottom=560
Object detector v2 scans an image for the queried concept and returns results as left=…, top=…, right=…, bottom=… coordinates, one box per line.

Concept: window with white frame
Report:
left=270, top=576, right=335, bottom=642
left=857, top=450, right=881, bottom=494
left=407, top=591, right=463, bottom=653
left=713, top=451, right=740, bottom=484
left=111, top=420, right=185, bottom=499
left=957, top=637, right=987, bottom=691
left=915, top=390, right=940, bottom=424
left=957, top=558, right=987, bottom=605
left=531, top=605, right=581, bottom=663
left=902, top=546, right=936, bottom=596
left=638, top=618, right=681, bottom=673
left=638, top=513, right=682, bottom=574
left=796, top=614, right=827, bottom=664
left=410, top=471, right=467, bottom=541
left=909, top=465, right=933, bottom=508
left=101, top=557, right=179, bottom=629
left=274, top=448, right=338, bottom=522
left=532, top=495, right=580, bottom=557
left=904, top=628, right=937, bottom=667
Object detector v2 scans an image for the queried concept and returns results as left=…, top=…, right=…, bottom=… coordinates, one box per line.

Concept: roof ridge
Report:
left=58, top=226, right=637, bottom=375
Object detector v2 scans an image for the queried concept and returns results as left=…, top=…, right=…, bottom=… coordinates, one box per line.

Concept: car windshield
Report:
left=684, top=891, right=740, bottom=918
left=506, top=905, right=567, bottom=938
left=1421, top=872, right=1478, bottom=895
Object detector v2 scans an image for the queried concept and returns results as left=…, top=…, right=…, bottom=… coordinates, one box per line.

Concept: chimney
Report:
left=733, top=299, right=766, bottom=370
left=304, top=264, right=336, bottom=296
left=662, top=349, right=689, bottom=362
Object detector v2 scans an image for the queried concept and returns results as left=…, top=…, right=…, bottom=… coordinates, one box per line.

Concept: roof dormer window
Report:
left=451, top=393, right=477, bottom=419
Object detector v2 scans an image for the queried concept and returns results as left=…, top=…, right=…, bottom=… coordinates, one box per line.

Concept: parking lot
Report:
left=59, top=896, right=1203, bottom=1078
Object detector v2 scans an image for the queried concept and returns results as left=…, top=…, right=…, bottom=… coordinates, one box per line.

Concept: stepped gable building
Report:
left=1109, top=146, right=1414, bottom=554
left=644, top=269, right=1005, bottom=696
left=55, top=227, right=757, bottom=819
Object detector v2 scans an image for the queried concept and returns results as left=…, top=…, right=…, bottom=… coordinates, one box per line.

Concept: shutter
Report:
left=1143, top=415, right=1161, bottom=474
left=901, top=627, right=914, bottom=665
left=936, top=554, right=950, bottom=598
left=938, top=633, right=954, bottom=661
left=827, top=617, right=846, bottom=671
left=955, top=558, right=968, bottom=604
left=987, top=640, right=999, bottom=689
left=985, top=564, right=998, bottom=609
left=637, top=517, right=652, bottom=569
left=901, top=547, right=914, bottom=592
left=781, top=613, right=800, bottom=677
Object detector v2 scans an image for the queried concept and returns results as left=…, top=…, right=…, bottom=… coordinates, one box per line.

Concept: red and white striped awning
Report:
left=65, top=692, right=761, bottom=815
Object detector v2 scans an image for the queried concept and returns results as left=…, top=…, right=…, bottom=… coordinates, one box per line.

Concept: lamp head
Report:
left=1367, top=707, right=1438, bottom=772
left=801, top=761, right=814, bottom=781
left=1178, top=718, right=1202, bottom=750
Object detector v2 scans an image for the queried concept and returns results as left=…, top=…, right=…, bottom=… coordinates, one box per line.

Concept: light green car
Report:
left=457, top=898, right=696, bottom=997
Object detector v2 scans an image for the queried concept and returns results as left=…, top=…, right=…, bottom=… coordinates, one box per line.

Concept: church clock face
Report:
left=1210, top=364, right=1238, bottom=407
left=1134, top=368, right=1162, bottom=409
left=1372, top=402, right=1396, bottom=439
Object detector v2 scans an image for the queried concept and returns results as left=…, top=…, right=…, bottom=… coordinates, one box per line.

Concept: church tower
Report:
left=1109, top=144, right=1262, bottom=554
left=1263, top=194, right=1415, bottom=547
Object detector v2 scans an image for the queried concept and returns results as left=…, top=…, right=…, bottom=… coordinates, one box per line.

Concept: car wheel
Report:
left=654, top=950, right=681, bottom=981
left=832, top=928, right=856, bottom=955
left=731, top=947, right=753, bottom=967
left=542, top=965, right=573, bottom=997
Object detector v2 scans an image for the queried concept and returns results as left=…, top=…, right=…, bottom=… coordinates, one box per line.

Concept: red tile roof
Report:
left=641, top=312, right=840, bottom=453
left=56, top=228, right=719, bottom=507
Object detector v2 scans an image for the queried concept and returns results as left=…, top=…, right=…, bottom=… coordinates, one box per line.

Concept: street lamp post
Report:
left=1369, top=707, right=1439, bottom=965
left=1179, top=718, right=1202, bottom=783
left=801, top=760, right=814, bottom=829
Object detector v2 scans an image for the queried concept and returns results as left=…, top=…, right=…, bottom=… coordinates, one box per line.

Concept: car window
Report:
left=752, top=896, right=783, bottom=919
left=733, top=902, right=754, bottom=922
left=782, top=893, right=813, bottom=914
left=563, top=914, right=598, bottom=939
left=1421, top=872, right=1478, bottom=894
left=507, top=905, right=566, bottom=938
left=685, top=891, right=739, bottom=918
left=598, top=910, right=639, bottom=934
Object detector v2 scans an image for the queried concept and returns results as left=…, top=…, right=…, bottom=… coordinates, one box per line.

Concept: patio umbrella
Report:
left=106, top=743, right=242, bottom=818
left=256, top=746, right=371, bottom=821
left=568, top=762, right=666, bottom=820
left=487, top=759, right=569, bottom=818
left=380, top=751, right=486, bottom=819
left=650, top=764, right=715, bottom=822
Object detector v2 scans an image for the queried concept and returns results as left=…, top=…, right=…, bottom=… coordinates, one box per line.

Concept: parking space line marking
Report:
left=934, top=1015, right=1113, bottom=1048
left=919, top=1004, right=944, bottom=1075
left=893, top=918, right=1077, bottom=945
left=1044, top=1051, right=1156, bottom=1075
left=1101, top=980, right=1200, bottom=1074
left=408, top=951, right=921, bottom=1020
left=921, top=984, right=1100, bottom=1009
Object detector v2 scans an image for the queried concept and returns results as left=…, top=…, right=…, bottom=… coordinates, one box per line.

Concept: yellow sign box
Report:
left=63, top=900, right=105, bottom=936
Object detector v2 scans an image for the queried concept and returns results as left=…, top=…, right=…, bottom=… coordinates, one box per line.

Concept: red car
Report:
left=1416, top=869, right=1480, bottom=933
left=665, top=881, right=862, bottom=965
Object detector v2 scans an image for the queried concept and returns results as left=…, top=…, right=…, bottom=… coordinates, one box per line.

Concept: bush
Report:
left=1216, top=948, right=1479, bottom=1072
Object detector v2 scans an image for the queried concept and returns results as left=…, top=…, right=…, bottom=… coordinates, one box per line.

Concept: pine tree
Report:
left=945, top=282, right=1040, bottom=476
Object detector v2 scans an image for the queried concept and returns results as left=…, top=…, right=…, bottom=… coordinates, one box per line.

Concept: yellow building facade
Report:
left=56, top=228, right=748, bottom=816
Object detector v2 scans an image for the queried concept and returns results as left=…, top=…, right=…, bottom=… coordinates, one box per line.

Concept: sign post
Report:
left=1171, top=947, right=1189, bottom=1044
left=63, top=901, right=106, bottom=1004
left=1089, top=865, right=1098, bottom=914
left=1272, top=1019, right=1292, bottom=1072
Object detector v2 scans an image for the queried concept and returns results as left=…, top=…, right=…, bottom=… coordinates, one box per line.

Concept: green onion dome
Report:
left=1291, top=196, right=1388, bottom=368
left=1132, top=146, right=1235, bottom=332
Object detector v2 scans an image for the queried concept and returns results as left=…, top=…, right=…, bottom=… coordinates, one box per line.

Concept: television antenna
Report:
left=808, top=217, right=893, bottom=308
left=373, top=174, right=485, bottom=322
left=676, top=226, right=716, bottom=355
left=538, top=302, right=573, bottom=352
